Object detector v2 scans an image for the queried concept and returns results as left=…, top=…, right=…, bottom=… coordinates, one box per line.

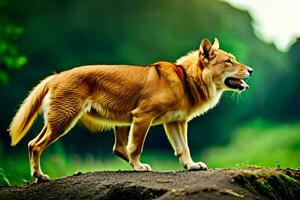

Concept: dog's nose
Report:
left=247, top=67, right=254, bottom=76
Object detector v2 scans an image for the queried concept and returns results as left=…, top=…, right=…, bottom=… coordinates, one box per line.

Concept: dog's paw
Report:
left=133, top=163, right=152, bottom=171
left=186, top=161, right=208, bottom=171
left=35, top=174, right=50, bottom=183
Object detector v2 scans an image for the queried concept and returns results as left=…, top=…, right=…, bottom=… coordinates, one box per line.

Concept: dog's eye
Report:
left=225, top=59, right=232, bottom=64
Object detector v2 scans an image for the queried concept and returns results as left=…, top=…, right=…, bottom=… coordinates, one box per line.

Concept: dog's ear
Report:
left=212, top=37, right=219, bottom=49
left=199, top=38, right=213, bottom=61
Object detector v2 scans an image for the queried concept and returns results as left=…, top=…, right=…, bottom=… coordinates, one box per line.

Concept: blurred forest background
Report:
left=1, top=0, right=300, bottom=185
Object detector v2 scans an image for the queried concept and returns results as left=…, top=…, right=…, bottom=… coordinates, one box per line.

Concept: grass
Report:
left=0, top=168, right=10, bottom=186
left=0, top=148, right=182, bottom=185
left=1, top=120, right=300, bottom=185
left=201, top=120, right=300, bottom=168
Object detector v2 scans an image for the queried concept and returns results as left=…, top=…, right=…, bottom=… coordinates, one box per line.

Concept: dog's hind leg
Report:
left=113, top=126, right=129, bottom=162
left=28, top=97, right=84, bottom=183
left=28, top=125, right=48, bottom=182
left=28, top=118, right=81, bottom=182
left=28, top=125, right=62, bottom=183
left=28, top=124, right=73, bottom=183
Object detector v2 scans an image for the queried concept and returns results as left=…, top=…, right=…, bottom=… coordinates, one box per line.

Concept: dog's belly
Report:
left=153, top=111, right=188, bottom=125
left=79, top=104, right=133, bottom=132
left=85, top=114, right=131, bottom=125
left=80, top=112, right=132, bottom=132
left=80, top=101, right=189, bottom=132
left=81, top=109, right=188, bottom=131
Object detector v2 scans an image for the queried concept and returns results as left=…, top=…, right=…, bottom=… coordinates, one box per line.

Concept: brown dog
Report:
left=9, top=38, right=253, bottom=182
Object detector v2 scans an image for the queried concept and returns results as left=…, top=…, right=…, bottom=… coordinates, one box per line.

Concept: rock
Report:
left=0, top=168, right=299, bottom=200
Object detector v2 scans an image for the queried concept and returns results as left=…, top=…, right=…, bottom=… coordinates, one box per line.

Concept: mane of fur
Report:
left=176, top=50, right=221, bottom=113
left=176, top=50, right=198, bottom=68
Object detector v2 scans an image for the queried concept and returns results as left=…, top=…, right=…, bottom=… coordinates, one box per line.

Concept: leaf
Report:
left=0, top=70, right=9, bottom=85
left=15, top=55, right=27, bottom=68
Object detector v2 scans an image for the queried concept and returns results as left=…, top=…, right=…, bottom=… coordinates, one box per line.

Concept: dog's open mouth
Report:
left=225, top=77, right=249, bottom=90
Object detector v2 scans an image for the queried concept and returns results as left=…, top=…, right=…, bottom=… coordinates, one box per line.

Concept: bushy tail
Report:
left=9, top=76, right=53, bottom=146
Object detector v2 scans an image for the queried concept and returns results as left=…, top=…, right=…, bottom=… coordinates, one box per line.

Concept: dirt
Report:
left=0, top=168, right=299, bottom=200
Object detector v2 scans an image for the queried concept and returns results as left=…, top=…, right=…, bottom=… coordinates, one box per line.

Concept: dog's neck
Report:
left=176, top=51, right=221, bottom=105
left=176, top=51, right=199, bottom=69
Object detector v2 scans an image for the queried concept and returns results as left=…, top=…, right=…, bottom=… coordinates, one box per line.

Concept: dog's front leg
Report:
left=126, top=115, right=152, bottom=171
left=164, top=121, right=207, bottom=171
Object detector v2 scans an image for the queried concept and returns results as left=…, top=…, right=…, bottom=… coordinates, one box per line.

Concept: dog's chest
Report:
left=189, top=93, right=222, bottom=119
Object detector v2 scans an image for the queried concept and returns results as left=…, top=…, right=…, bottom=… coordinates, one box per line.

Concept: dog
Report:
left=9, top=38, right=253, bottom=182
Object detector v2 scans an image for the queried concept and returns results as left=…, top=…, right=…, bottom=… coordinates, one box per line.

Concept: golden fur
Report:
left=9, top=38, right=253, bottom=182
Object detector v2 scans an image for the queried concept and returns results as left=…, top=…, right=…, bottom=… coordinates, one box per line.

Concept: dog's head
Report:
left=199, top=38, right=253, bottom=92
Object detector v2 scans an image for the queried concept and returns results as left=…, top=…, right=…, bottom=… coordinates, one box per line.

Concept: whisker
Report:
left=231, top=92, right=235, bottom=100
left=237, top=91, right=244, bottom=104
left=231, top=92, right=237, bottom=102
left=240, top=93, right=245, bottom=102
left=236, top=92, right=240, bottom=104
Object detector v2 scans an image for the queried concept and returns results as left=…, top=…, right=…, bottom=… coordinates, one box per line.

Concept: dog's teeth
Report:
left=240, top=79, right=249, bottom=88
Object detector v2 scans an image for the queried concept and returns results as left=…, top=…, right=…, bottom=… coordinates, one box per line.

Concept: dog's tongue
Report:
left=240, top=79, right=249, bottom=89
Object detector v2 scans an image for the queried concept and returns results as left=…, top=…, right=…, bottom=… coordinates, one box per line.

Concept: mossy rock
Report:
left=233, top=169, right=300, bottom=200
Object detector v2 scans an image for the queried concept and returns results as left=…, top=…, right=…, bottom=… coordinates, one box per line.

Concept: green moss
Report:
left=276, top=173, right=300, bottom=197
left=233, top=170, right=300, bottom=200
left=278, top=173, right=299, bottom=186
left=256, top=179, right=277, bottom=200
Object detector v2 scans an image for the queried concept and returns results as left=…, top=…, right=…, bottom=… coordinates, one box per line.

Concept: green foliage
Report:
left=0, top=0, right=27, bottom=85
left=202, top=120, right=300, bottom=168
left=0, top=168, right=10, bottom=186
